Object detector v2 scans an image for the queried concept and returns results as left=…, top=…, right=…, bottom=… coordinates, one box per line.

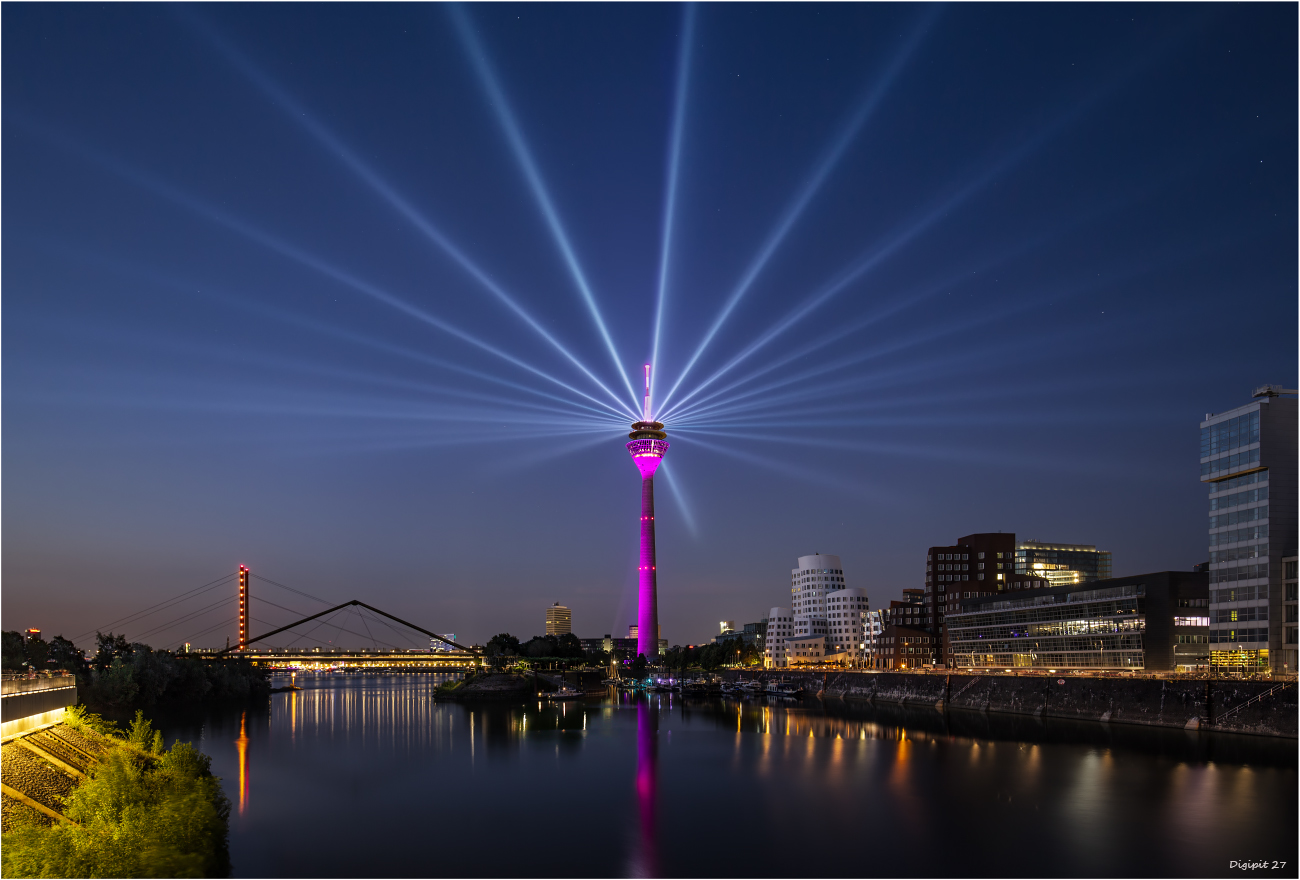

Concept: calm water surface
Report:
left=158, top=673, right=1297, bottom=878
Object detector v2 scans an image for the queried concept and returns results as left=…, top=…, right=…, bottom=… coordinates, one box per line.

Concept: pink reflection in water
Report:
left=629, top=701, right=659, bottom=878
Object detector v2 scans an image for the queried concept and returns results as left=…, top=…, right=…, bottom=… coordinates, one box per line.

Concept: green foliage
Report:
left=85, top=635, right=269, bottom=710
left=485, top=633, right=521, bottom=656
left=554, top=633, right=583, bottom=659
left=1, top=716, right=230, bottom=878
left=2, top=630, right=29, bottom=671
left=630, top=653, right=649, bottom=678
left=64, top=704, right=122, bottom=738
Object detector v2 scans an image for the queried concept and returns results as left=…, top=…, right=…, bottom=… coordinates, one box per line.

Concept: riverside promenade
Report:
left=720, top=670, right=1297, bottom=738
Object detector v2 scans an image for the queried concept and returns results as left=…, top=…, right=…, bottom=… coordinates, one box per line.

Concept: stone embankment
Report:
left=436, top=672, right=541, bottom=701
left=724, top=671, right=1297, bottom=738
left=1, top=722, right=115, bottom=831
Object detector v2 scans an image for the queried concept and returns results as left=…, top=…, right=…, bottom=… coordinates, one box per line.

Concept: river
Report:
left=157, top=672, right=1296, bottom=878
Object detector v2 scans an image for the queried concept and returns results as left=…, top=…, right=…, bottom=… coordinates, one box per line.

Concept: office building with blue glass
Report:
left=1201, top=385, right=1297, bottom=674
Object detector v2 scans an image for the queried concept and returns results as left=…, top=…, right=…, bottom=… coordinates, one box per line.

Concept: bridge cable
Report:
left=72, top=573, right=237, bottom=642
left=253, top=598, right=405, bottom=651
left=165, top=616, right=240, bottom=651
left=356, top=606, right=424, bottom=650
left=249, top=574, right=333, bottom=606
left=128, top=595, right=236, bottom=644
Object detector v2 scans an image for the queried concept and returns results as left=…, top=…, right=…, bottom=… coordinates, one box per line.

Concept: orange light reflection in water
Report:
left=235, top=710, right=249, bottom=815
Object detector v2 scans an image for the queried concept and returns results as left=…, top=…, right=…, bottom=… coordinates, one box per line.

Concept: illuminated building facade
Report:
left=924, top=533, right=1052, bottom=667
left=1014, top=542, right=1112, bottom=587
left=1284, top=557, right=1298, bottom=673
left=545, top=603, right=572, bottom=636
left=826, top=588, right=869, bottom=659
left=764, top=606, right=794, bottom=667
left=627, top=365, right=669, bottom=660
left=1201, top=387, right=1297, bottom=673
left=947, top=570, right=1209, bottom=671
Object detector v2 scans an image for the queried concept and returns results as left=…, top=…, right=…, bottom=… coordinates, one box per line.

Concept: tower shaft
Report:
left=638, top=473, right=659, bottom=660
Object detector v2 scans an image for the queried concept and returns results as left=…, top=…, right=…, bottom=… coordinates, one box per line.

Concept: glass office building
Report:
left=947, top=571, right=1208, bottom=672
left=1014, top=542, right=1112, bottom=587
left=1201, top=388, right=1297, bottom=674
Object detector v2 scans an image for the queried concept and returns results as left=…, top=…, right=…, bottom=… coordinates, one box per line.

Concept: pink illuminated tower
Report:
left=627, top=364, right=669, bottom=660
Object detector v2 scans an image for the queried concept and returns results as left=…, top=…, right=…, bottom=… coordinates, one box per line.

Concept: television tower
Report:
left=627, top=364, right=669, bottom=660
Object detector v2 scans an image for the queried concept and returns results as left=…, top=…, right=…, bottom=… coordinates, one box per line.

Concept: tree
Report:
left=2, top=631, right=27, bottom=671
left=630, top=653, right=648, bottom=678
left=93, top=633, right=133, bottom=671
left=523, top=636, right=556, bottom=658
left=555, top=633, right=583, bottom=659
left=48, top=635, right=87, bottom=674
left=24, top=632, right=49, bottom=671
left=484, top=633, right=520, bottom=657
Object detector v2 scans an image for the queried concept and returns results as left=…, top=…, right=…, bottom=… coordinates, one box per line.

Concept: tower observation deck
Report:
left=627, top=365, right=669, bottom=660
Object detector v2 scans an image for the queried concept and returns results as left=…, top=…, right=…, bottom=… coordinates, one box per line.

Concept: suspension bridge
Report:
left=72, top=567, right=480, bottom=670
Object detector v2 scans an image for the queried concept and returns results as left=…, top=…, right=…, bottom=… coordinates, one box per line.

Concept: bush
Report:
left=1, top=714, right=229, bottom=878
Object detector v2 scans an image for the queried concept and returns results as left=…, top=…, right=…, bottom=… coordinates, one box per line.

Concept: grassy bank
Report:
left=2, top=707, right=230, bottom=878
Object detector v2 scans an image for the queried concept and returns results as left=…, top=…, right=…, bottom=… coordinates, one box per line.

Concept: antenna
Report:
left=643, top=364, right=652, bottom=422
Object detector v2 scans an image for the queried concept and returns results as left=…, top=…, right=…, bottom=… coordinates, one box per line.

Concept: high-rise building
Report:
left=719, top=620, right=735, bottom=634
left=545, top=603, right=572, bottom=636
left=1014, top=542, right=1112, bottom=587
left=627, top=365, right=669, bottom=660
left=1284, top=557, right=1298, bottom=672
left=1201, top=385, right=1298, bottom=674
left=430, top=634, right=458, bottom=653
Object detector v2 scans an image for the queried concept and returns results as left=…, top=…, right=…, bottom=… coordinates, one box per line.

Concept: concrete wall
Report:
left=726, top=670, right=1297, bottom=738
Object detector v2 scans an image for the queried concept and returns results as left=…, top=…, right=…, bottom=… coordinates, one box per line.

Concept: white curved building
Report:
left=826, top=588, right=869, bottom=655
left=764, top=606, right=794, bottom=667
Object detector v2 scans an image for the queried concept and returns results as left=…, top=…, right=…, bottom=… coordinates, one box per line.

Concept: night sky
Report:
left=3, top=4, right=1295, bottom=651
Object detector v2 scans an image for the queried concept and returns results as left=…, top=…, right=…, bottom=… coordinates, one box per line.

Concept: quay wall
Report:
left=722, top=670, right=1297, bottom=738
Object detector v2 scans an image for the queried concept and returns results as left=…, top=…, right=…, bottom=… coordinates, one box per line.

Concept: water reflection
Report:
left=630, top=700, right=659, bottom=878
left=234, top=710, right=249, bottom=815
left=150, top=676, right=1295, bottom=878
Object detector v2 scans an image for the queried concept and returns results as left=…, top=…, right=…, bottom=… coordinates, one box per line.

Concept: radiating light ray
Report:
left=448, top=5, right=639, bottom=409
left=186, top=16, right=635, bottom=418
left=671, top=426, right=1147, bottom=478
left=664, top=13, right=1207, bottom=418
left=669, top=238, right=1194, bottom=426
left=656, top=459, right=698, bottom=537
left=35, top=311, right=635, bottom=429
left=16, top=233, right=634, bottom=424
left=670, top=432, right=879, bottom=499
left=10, top=118, right=636, bottom=422
left=650, top=4, right=696, bottom=377
left=657, top=7, right=940, bottom=412
left=487, top=430, right=618, bottom=475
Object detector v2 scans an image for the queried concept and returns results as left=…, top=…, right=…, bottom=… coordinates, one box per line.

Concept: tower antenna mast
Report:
left=627, top=363, right=669, bottom=661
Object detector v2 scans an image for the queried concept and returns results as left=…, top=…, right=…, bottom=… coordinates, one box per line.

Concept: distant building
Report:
left=947, top=571, right=1209, bottom=672
left=1201, top=386, right=1297, bottom=674
left=546, top=603, right=572, bottom=636
left=1014, top=542, right=1112, bottom=587
left=578, top=637, right=606, bottom=655
left=719, top=620, right=735, bottom=634
left=24, top=629, right=40, bottom=640
left=430, top=634, right=458, bottom=652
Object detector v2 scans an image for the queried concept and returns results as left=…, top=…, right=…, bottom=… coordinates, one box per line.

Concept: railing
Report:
left=1213, top=682, right=1293, bottom=723
left=1, top=672, right=76, bottom=696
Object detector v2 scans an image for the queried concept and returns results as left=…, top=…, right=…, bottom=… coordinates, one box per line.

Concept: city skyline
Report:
left=3, top=4, right=1296, bottom=649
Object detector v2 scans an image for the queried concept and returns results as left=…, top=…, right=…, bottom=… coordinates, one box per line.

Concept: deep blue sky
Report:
left=3, top=3, right=1295, bottom=651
